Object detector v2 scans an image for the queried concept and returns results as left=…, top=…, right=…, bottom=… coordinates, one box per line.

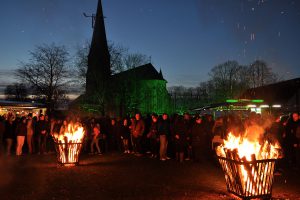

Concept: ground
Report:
left=0, top=153, right=299, bottom=200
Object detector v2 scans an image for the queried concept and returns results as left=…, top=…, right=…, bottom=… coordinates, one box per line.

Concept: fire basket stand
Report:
left=217, top=156, right=277, bottom=200
left=54, top=138, right=84, bottom=166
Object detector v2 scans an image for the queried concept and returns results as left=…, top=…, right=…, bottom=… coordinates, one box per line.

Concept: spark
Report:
left=258, top=0, right=266, bottom=5
left=278, top=32, right=281, bottom=37
left=250, top=33, right=255, bottom=41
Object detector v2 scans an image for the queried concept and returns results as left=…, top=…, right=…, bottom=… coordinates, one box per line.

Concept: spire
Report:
left=86, top=0, right=111, bottom=95
left=159, top=68, right=164, bottom=79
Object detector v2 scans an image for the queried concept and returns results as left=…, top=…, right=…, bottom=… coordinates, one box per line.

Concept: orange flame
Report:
left=53, top=123, right=85, bottom=165
left=216, top=126, right=281, bottom=196
left=216, top=132, right=281, bottom=161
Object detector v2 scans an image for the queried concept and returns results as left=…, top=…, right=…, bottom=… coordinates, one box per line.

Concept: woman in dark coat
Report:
left=147, top=114, right=159, bottom=158
left=120, top=118, right=131, bottom=153
left=3, top=115, right=16, bottom=155
left=173, top=115, right=187, bottom=162
left=190, top=116, right=206, bottom=162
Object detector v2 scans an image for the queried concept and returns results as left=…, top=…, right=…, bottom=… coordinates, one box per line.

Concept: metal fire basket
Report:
left=54, top=141, right=83, bottom=166
left=217, top=156, right=277, bottom=200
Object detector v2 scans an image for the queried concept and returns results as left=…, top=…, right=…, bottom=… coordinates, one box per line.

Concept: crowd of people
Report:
left=0, top=111, right=299, bottom=168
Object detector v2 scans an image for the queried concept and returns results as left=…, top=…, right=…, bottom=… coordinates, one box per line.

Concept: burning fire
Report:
left=216, top=132, right=281, bottom=161
left=216, top=125, right=282, bottom=197
left=53, top=123, right=85, bottom=166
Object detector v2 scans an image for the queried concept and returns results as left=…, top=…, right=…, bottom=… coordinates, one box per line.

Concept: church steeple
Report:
left=86, top=0, right=111, bottom=95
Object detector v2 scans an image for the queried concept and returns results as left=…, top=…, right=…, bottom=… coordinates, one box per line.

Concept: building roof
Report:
left=0, top=100, right=45, bottom=108
left=241, top=78, right=300, bottom=104
left=112, top=63, right=166, bottom=82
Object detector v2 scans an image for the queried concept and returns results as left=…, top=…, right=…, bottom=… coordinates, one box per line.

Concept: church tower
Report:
left=86, top=0, right=111, bottom=96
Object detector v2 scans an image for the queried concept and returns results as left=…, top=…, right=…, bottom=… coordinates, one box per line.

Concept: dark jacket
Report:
left=3, top=121, right=15, bottom=139
left=285, top=119, right=300, bottom=145
left=37, top=120, right=48, bottom=135
left=16, top=122, right=27, bottom=136
left=148, top=122, right=159, bottom=139
left=173, top=118, right=186, bottom=142
left=190, top=122, right=205, bottom=145
left=120, top=125, right=130, bottom=139
left=158, top=120, right=170, bottom=136
left=132, top=119, right=145, bottom=138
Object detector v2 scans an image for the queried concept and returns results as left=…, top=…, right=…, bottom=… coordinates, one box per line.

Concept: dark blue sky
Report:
left=0, top=0, right=300, bottom=90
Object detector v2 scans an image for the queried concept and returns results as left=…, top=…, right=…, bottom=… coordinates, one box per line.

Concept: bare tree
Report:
left=15, top=43, right=72, bottom=113
left=123, top=53, right=150, bottom=70
left=74, top=42, right=90, bottom=88
left=248, top=60, right=278, bottom=88
left=108, top=41, right=128, bottom=74
left=209, top=60, right=241, bottom=100
left=4, top=85, right=15, bottom=100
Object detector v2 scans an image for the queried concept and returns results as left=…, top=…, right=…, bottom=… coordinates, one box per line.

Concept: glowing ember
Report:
left=53, top=123, right=85, bottom=166
left=216, top=126, right=282, bottom=198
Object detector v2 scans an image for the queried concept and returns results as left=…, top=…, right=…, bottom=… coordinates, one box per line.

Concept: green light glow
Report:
left=251, top=99, right=264, bottom=103
left=226, top=99, right=238, bottom=103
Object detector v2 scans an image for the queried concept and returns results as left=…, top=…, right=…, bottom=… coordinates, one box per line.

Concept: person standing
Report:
left=190, top=116, right=206, bottom=162
left=109, top=118, right=119, bottom=152
left=90, top=123, right=102, bottom=155
left=131, top=113, right=145, bottom=156
left=3, top=115, right=15, bottom=155
left=120, top=118, right=130, bottom=153
left=147, top=114, right=159, bottom=158
left=183, top=113, right=192, bottom=161
left=26, top=114, right=34, bottom=154
left=285, top=112, right=300, bottom=167
left=37, top=114, right=47, bottom=155
left=158, top=113, right=170, bottom=161
left=15, top=117, right=27, bottom=156
left=173, top=115, right=186, bottom=162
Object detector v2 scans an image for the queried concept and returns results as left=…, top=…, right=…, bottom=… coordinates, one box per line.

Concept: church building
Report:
left=77, top=0, right=171, bottom=117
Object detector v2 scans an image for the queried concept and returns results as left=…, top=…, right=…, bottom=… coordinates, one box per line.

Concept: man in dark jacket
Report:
left=173, top=115, right=187, bottom=162
left=131, top=113, right=145, bottom=156
left=37, top=114, right=47, bottom=154
left=183, top=113, right=192, bottom=160
left=191, top=116, right=206, bottom=162
left=147, top=114, right=159, bottom=158
left=158, top=113, right=170, bottom=161
left=285, top=112, right=300, bottom=167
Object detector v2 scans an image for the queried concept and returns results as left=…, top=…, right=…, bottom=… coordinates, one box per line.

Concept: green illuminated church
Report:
left=82, top=0, right=171, bottom=117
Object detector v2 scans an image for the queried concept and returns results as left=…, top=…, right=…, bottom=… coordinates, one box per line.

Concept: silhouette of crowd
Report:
left=0, top=111, right=299, bottom=169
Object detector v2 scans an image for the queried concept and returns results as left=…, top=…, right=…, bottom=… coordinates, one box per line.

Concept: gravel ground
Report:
left=0, top=153, right=299, bottom=200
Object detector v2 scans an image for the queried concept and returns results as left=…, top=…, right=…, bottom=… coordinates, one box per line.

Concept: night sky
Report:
left=0, top=0, right=300, bottom=94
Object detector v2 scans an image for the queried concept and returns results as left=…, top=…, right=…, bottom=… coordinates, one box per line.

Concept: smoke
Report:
left=243, top=114, right=280, bottom=146
left=244, top=124, right=265, bottom=143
